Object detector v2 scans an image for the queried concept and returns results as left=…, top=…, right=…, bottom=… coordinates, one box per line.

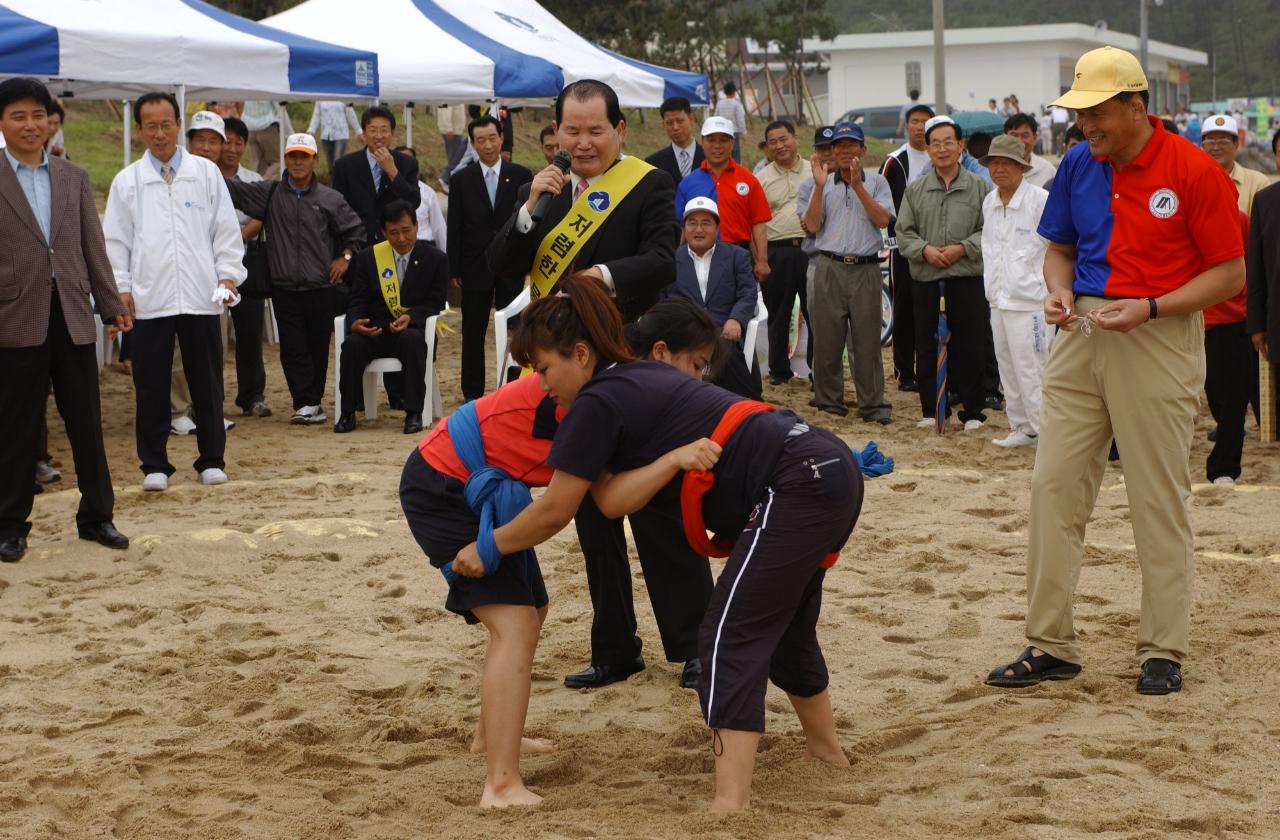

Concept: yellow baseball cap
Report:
left=1052, top=46, right=1148, bottom=110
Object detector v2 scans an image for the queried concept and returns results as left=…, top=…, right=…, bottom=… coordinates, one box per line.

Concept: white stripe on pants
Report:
left=991, top=308, right=1052, bottom=435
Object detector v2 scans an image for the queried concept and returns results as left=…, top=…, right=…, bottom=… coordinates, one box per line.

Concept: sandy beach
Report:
left=2, top=324, right=1278, bottom=840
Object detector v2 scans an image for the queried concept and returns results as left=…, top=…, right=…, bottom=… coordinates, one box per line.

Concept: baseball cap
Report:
left=813, top=126, right=835, bottom=147
left=831, top=123, right=864, bottom=143
left=187, top=110, right=226, bottom=141
left=284, top=133, right=318, bottom=156
left=1202, top=114, right=1239, bottom=137
left=979, top=134, right=1030, bottom=169
left=701, top=116, right=736, bottom=138
left=923, top=114, right=960, bottom=142
left=683, top=196, right=719, bottom=220
left=1052, top=46, right=1148, bottom=110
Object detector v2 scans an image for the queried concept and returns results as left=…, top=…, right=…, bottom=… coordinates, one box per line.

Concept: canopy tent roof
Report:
left=0, top=0, right=378, bottom=100
left=264, top=0, right=708, bottom=107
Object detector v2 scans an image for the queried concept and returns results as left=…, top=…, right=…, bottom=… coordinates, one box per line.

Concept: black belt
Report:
left=820, top=252, right=880, bottom=265
left=768, top=237, right=805, bottom=248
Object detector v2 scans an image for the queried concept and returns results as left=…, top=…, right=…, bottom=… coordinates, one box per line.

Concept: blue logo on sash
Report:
left=587, top=191, right=610, bottom=212
left=381, top=267, right=394, bottom=279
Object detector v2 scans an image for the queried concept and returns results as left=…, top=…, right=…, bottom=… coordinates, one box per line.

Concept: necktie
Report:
left=372, top=164, right=382, bottom=192
left=161, top=163, right=174, bottom=185
left=574, top=179, right=589, bottom=202
left=485, top=168, right=498, bottom=207
left=678, top=149, right=691, bottom=178
left=396, top=253, right=408, bottom=281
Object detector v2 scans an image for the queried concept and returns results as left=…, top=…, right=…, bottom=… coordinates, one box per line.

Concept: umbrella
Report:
left=935, top=282, right=949, bottom=434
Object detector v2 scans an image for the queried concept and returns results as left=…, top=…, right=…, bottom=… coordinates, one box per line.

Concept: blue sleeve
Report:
left=1037, top=154, right=1076, bottom=245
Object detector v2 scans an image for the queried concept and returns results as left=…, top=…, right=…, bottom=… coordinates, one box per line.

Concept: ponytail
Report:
left=510, top=272, right=634, bottom=367
left=626, top=299, right=718, bottom=358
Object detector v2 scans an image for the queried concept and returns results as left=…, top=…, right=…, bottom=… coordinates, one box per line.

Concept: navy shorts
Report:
left=398, top=449, right=548, bottom=624
left=697, top=426, right=863, bottom=732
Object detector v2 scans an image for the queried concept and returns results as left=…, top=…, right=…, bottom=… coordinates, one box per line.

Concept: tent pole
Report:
left=177, top=85, right=187, bottom=149
left=123, top=101, right=131, bottom=169
left=278, top=102, right=287, bottom=166
left=405, top=103, right=413, bottom=148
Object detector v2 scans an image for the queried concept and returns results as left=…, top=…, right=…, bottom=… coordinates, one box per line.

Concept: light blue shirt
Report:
left=366, top=148, right=381, bottom=191
left=5, top=147, right=52, bottom=242
left=149, top=147, right=183, bottom=178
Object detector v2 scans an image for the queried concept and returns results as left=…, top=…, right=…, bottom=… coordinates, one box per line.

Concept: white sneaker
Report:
left=963, top=419, right=985, bottom=432
left=993, top=431, right=1038, bottom=448
left=142, top=472, right=169, bottom=491
left=916, top=417, right=938, bottom=429
left=170, top=415, right=197, bottom=435
left=223, top=418, right=236, bottom=431
left=199, top=468, right=229, bottom=485
left=1212, top=475, right=1236, bottom=487
left=290, top=405, right=328, bottom=425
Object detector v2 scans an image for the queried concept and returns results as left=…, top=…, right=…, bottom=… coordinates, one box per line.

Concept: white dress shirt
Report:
left=416, top=181, right=447, bottom=248
left=688, top=244, right=715, bottom=301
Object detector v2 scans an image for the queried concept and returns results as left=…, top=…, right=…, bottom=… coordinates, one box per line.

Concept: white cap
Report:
left=284, top=133, right=318, bottom=155
left=187, top=110, right=226, bottom=140
left=1203, top=114, right=1238, bottom=137
left=683, top=196, right=719, bottom=220
left=923, top=115, right=956, bottom=133
left=701, top=116, right=736, bottom=138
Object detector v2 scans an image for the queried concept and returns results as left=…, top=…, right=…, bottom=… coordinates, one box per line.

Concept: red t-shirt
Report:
left=419, top=374, right=563, bottom=487
left=1204, top=211, right=1249, bottom=328
left=678, top=159, right=772, bottom=244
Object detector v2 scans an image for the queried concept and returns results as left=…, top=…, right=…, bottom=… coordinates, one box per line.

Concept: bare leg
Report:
left=787, top=690, right=849, bottom=765
left=710, top=728, right=761, bottom=812
left=471, top=606, right=557, bottom=755
left=471, top=603, right=543, bottom=808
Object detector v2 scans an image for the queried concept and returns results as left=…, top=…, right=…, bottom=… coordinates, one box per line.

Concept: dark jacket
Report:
left=666, top=243, right=757, bottom=329
left=446, top=159, right=533, bottom=291
left=331, top=148, right=421, bottom=245
left=226, top=176, right=365, bottom=292
left=645, top=142, right=705, bottom=187
left=487, top=162, right=679, bottom=323
left=879, top=146, right=913, bottom=239
left=1247, top=181, right=1280, bottom=364
left=346, top=240, right=449, bottom=331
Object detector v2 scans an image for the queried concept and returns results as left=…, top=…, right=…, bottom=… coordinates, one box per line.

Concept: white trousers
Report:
left=991, top=307, right=1052, bottom=435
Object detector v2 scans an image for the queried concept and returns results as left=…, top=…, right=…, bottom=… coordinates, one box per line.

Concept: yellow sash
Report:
left=373, top=240, right=408, bottom=319
left=529, top=156, right=653, bottom=299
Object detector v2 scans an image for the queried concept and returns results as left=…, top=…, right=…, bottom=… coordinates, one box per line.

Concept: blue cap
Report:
left=831, top=123, right=864, bottom=143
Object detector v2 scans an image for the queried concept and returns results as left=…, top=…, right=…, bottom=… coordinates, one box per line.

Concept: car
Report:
left=834, top=104, right=957, bottom=142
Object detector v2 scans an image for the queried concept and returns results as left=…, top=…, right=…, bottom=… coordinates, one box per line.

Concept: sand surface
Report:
left=2, top=324, right=1279, bottom=840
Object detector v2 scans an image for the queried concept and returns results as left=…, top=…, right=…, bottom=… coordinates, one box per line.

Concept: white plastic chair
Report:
left=493, top=286, right=533, bottom=388
left=94, top=315, right=123, bottom=369
left=332, top=314, right=444, bottom=424
left=742, top=291, right=768, bottom=369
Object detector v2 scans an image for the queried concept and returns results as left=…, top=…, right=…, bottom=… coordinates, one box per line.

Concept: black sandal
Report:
left=985, top=646, right=1083, bottom=687
left=1137, top=658, right=1182, bottom=695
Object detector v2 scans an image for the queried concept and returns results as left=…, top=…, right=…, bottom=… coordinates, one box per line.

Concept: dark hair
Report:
left=925, top=120, right=963, bottom=144
left=659, top=96, right=692, bottom=116
left=380, top=199, right=417, bottom=228
left=47, top=99, right=65, bottom=120
left=134, top=91, right=180, bottom=125
left=539, top=124, right=556, bottom=142
left=1003, top=113, right=1038, bottom=135
left=626, top=299, right=719, bottom=361
left=966, top=131, right=992, bottom=158
left=905, top=103, right=935, bottom=121
left=555, top=79, right=623, bottom=128
left=393, top=145, right=417, bottom=158
left=723, top=81, right=737, bottom=96
left=1162, top=118, right=1179, bottom=134
left=764, top=119, right=795, bottom=138
left=468, top=115, right=502, bottom=140
left=223, top=116, right=249, bottom=141
left=0, top=78, right=54, bottom=118
left=1115, top=90, right=1151, bottom=108
left=1272, top=130, right=1280, bottom=155
left=361, top=104, right=396, bottom=130
left=1065, top=124, right=1085, bottom=145
left=909, top=88, right=920, bottom=100
left=511, top=272, right=634, bottom=367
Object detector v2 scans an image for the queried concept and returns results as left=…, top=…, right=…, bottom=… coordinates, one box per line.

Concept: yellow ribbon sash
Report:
left=529, top=156, right=653, bottom=299
left=373, top=240, right=408, bottom=319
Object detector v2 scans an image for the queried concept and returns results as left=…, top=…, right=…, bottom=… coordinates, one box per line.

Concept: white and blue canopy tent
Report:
left=0, top=0, right=379, bottom=165
left=264, top=0, right=709, bottom=140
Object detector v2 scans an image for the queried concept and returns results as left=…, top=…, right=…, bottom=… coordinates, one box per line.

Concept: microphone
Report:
left=531, top=150, right=572, bottom=224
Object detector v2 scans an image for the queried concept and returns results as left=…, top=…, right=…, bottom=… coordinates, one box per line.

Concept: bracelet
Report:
left=1146, top=297, right=1158, bottom=321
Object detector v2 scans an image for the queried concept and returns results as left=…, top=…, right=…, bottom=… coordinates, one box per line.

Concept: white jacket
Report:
left=104, top=149, right=246, bottom=319
left=981, top=180, right=1049, bottom=312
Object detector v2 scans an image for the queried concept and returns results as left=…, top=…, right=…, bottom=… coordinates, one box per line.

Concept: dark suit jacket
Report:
left=346, top=241, right=449, bottom=331
left=446, top=160, right=532, bottom=291
left=667, top=243, right=757, bottom=329
left=0, top=155, right=126, bottom=349
left=331, top=148, right=421, bottom=245
left=1247, top=182, right=1280, bottom=364
left=487, top=163, right=679, bottom=323
left=645, top=143, right=705, bottom=187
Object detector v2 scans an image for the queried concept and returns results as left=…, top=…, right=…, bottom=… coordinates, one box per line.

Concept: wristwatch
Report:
left=342, top=250, right=353, bottom=261
left=1146, top=297, right=1158, bottom=321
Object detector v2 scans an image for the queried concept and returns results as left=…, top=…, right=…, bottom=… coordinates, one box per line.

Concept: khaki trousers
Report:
left=1025, top=296, right=1204, bottom=666
left=811, top=257, right=890, bottom=420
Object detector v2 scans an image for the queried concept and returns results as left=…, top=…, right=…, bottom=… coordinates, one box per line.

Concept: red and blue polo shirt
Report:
left=1038, top=117, right=1243, bottom=299
left=674, top=158, right=772, bottom=244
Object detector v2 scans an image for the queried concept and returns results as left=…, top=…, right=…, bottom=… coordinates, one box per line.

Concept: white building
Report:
left=807, top=23, right=1207, bottom=124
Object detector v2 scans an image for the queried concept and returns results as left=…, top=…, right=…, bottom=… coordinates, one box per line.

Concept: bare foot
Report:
left=479, top=782, right=543, bottom=809
left=709, top=796, right=749, bottom=813
left=470, top=736, right=559, bottom=755
left=804, top=743, right=850, bottom=766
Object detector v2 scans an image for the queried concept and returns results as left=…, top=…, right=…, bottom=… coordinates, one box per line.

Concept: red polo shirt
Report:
left=1204, top=212, right=1250, bottom=328
left=676, top=159, right=772, bottom=244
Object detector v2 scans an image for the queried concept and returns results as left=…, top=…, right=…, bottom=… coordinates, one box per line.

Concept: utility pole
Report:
left=932, top=0, right=946, bottom=113
left=1139, top=0, right=1149, bottom=77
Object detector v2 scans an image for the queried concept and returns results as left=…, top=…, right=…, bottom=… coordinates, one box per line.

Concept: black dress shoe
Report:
left=563, top=655, right=645, bottom=689
left=818, top=404, right=849, bottom=418
left=768, top=373, right=793, bottom=386
left=1207, top=427, right=1219, bottom=442
left=333, top=413, right=357, bottom=433
left=78, top=522, right=129, bottom=550
left=403, top=412, right=423, bottom=435
left=680, top=658, right=701, bottom=690
left=900, top=379, right=919, bottom=393
left=0, top=536, right=26, bottom=562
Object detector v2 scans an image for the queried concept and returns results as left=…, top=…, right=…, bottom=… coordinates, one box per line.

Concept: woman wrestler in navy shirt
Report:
left=450, top=273, right=865, bottom=812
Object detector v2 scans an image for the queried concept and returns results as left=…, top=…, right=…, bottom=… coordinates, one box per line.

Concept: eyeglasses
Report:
left=1201, top=136, right=1236, bottom=147
left=928, top=140, right=958, bottom=151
